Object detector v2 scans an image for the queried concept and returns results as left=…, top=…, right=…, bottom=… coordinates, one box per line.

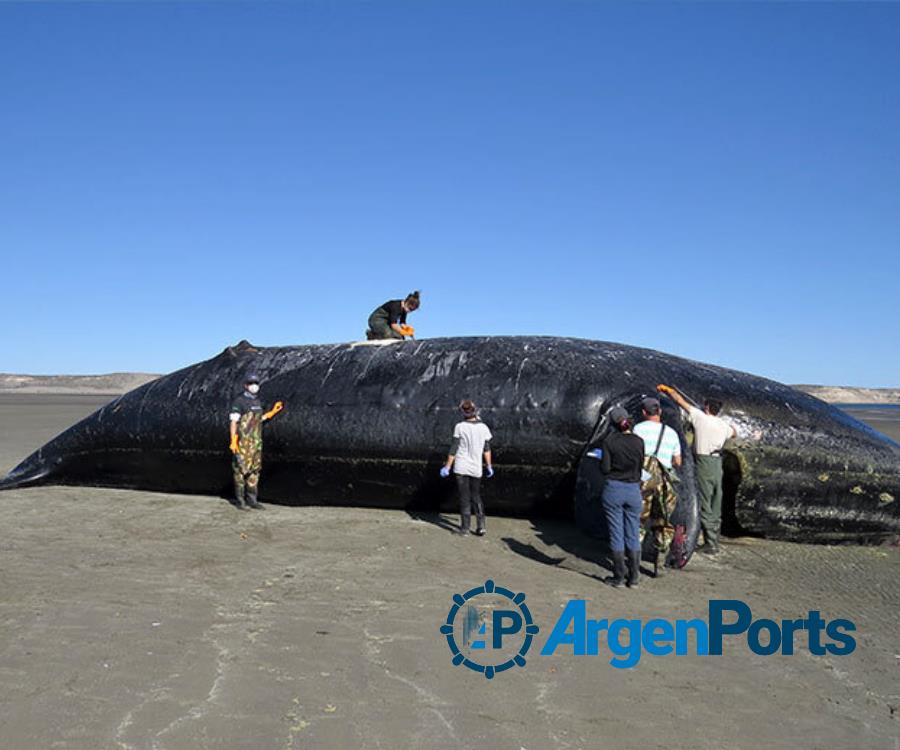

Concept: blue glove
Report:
left=587, top=448, right=603, bottom=460
left=485, top=465, right=494, bottom=478
left=440, top=466, right=451, bottom=478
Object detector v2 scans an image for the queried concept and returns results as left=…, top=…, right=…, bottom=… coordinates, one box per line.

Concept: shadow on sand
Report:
left=405, top=510, right=462, bottom=534
left=406, top=511, right=660, bottom=581
left=502, top=517, right=615, bottom=583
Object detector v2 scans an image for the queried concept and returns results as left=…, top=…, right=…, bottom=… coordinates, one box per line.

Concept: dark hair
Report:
left=615, top=417, right=632, bottom=432
left=460, top=399, right=477, bottom=418
left=705, top=398, right=723, bottom=416
left=404, top=290, right=421, bottom=311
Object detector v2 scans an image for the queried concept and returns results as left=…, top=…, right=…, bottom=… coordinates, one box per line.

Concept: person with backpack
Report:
left=599, top=406, right=645, bottom=588
left=634, top=397, right=682, bottom=575
left=439, top=399, right=494, bottom=536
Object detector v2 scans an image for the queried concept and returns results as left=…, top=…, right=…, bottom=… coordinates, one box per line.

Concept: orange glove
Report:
left=263, top=401, right=284, bottom=420
left=399, top=324, right=415, bottom=337
left=657, top=384, right=675, bottom=396
left=229, top=433, right=239, bottom=453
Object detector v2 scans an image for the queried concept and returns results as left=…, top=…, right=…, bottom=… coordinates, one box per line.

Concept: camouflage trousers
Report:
left=233, top=450, right=262, bottom=501
left=639, top=459, right=678, bottom=558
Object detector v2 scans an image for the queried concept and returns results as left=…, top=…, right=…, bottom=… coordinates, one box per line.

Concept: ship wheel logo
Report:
left=439, top=579, right=539, bottom=679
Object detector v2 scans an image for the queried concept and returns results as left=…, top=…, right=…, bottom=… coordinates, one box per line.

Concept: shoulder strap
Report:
left=651, top=422, right=666, bottom=458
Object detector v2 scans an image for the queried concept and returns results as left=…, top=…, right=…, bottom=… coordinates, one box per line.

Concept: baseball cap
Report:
left=609, top=406, right=629, bottom=424
left=641, top=397, right=661, bottom=412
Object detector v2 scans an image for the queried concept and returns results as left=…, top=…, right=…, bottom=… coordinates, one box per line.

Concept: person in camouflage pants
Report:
left=633, top=397, right=682, bottom=576
left=229, top=373, right=284, bottom=510
left=639, top=457, right=678, bottom=569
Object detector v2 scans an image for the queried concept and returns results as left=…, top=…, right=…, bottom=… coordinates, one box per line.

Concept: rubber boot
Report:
left=604, top=552, right=626, bottom=588
left=246, top=491, right=264, bottom=510
left=458, top=514, right=471, bottom=536
left=626, top=549, right=641, bottom=588
left=474, top=514, right=486, bottom=537
left=699, top=529, right=720, bottom=555
left=234, top=487, right=248, bottom=511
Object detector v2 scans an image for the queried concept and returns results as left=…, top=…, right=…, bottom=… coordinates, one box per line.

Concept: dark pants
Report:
left=695, top=455, right=723, bottom=546
left=602, top=479, right=642, bottom=552
left=367, top=310, right=403, bottom=340
left=455, top=474, right=485, bottom=530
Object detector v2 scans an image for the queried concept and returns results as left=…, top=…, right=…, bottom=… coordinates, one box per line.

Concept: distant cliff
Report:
left=0, top=373, right=160, bottom=395
left=794, top=385, right=900, bottom=405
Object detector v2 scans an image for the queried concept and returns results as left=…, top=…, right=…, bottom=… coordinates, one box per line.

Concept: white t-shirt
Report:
left=452, top=420, right=493, bottom=478
left=687, top=406, right=734, bottom=456
left=633, top=421, right=681, bottom=469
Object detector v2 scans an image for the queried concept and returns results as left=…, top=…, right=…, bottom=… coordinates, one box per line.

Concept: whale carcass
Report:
left=1, top=337, right=897, bottom=549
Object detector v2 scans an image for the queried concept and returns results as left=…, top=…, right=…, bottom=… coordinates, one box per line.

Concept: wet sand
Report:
left=840, top=404, right=900, bottom=444
left=0, top=395, right=898, bottom=750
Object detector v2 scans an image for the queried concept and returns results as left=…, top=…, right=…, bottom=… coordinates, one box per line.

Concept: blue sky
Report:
left=1, top=2, right=897, bottom=386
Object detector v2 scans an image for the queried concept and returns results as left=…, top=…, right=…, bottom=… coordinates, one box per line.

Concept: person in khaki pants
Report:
left=657, top=385, right=735, bottom=554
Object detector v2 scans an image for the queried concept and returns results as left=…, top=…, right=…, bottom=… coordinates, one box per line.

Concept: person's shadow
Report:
left=405, top=510, right=461, bottom=534
left=501, top=516, right=615, bottom=583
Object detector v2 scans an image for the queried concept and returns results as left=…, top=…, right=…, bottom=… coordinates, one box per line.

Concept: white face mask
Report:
left=247, top=383, right=260, bottom=395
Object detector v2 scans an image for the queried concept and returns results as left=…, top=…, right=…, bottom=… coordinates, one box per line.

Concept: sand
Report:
left=0, top=395, right=898, bottom=750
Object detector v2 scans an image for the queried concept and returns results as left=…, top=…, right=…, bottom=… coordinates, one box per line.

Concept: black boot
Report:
left=626, top=549, right=641, bottom=588
left=474, top=515, right=486, bottom=537
left=458, top=514, right=471, bottom=536
left=246, top=491, right=264, bottom=510
left=234, top=488, right=248, bottom=510
left=654, top=551, right=666, bottom=578
left=605, top=551, right=626, bottom=588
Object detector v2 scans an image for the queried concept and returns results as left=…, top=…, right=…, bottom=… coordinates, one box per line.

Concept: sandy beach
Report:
left=0, top=394, right=898, bottom=750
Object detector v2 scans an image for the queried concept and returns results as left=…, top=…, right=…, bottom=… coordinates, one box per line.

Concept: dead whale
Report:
left=1, top=337, right=897, bottom=549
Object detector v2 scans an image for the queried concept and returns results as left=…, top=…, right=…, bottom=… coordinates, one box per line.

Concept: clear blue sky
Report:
left=2, top=2, right=898, bottom=386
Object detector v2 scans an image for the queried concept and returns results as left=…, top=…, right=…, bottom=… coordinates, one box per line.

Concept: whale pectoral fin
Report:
left=573, top=450, right=607, bottom=541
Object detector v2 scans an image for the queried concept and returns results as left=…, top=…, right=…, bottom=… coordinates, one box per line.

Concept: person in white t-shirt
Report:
left=633, top=397, right=682, bottom=470
left=633, top=397, right=682, bottom=573
left=440, top=400, right=494, bottom=536
left=658, top=384, right=736, bottom=555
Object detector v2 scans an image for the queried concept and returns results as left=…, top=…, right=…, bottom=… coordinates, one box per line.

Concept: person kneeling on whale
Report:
left=439, top=399, right=493, bottom=536
left=228, top=373, right=284, bottom=510
left=365, top=291, right=420, bottom=340
left=600, top=407, right=645, bottom=588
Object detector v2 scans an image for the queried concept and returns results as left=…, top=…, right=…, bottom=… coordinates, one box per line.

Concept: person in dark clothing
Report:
left=366, top=291, right=421, bottom=340
left=600, top=406, right=646, bottom=588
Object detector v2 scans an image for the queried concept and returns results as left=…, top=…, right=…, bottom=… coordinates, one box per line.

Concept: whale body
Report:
left=1, top=336, right=898, bottom=547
